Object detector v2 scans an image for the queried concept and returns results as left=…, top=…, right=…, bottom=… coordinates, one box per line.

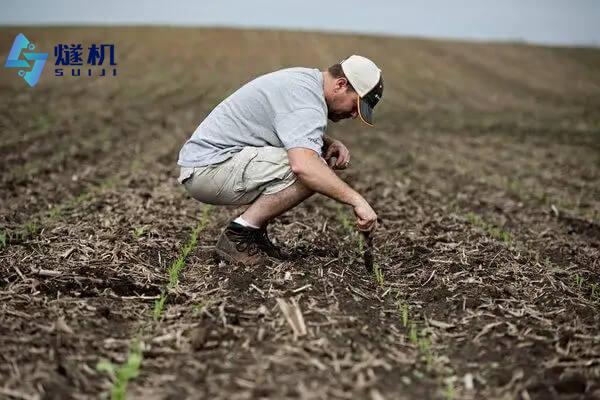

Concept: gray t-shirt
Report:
left=177, top=67, right=328, bottom=173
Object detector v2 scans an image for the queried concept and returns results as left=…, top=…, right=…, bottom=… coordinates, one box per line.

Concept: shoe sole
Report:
left=213, top=248, right=267, bottom=267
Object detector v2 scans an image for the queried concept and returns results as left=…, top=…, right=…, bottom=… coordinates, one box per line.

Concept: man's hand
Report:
left=353, top=199, right=378, bottom=232
left=324, top=139, right=350, bottom=170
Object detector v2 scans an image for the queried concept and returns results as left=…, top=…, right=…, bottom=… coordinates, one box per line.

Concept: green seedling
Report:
left=337, top=207, right=354, bottom=233
left=23, top=221, right=39, bottom=239
left=97, top=341, right=143, bottom=400
left=444, top=378, right=455, bottom=400
left=358, top=234, right=364, bottom=253
left=465, top=212, right=481, bottom=226
left=399, top=302, right=409, bottom=328
left=418, top=336, right=430, bottom=353
left=153, top=293, right=167, bottom=321
left=418, top=335, right=433, bottom=367
left=465, top=212, right=512, bottom=244
left=168, top=206, right=211, bottom=288
left=132, top=226, right=146, bottom=238
left=34, top=114, right=51, bottom=130
left=401, top=311, right=438, bottom=372
left=591, top=283, right=599, bottom=302
left=496, top=229, right=512, bottom=243
left=573, top=273, right=584, bottom=288
left=0, top=231, right=6, bottom=249
left=168, top=256, right=186, bottom=288
left=409, top=322, right=418, bottom=344
left=155, top=205, right=212, bottom=321
left=192, top=302, right=205, bottom=316
left=337, top=204, right=378, bottom=273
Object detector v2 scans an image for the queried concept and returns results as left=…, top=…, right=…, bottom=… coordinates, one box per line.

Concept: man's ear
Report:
left=334, top=77, right=348, bottom=93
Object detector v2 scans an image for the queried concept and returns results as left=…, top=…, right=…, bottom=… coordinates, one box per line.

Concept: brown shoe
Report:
left=214, top=222, right=271, bottom=266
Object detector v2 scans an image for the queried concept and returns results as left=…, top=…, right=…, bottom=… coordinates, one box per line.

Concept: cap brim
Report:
left=357, top=97, right=374, bottom=126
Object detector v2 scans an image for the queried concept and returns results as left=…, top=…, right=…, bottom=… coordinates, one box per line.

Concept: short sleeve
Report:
left=274, top=108, right=326, bottom=155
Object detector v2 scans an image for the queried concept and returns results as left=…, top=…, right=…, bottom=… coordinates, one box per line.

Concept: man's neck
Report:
left=321, top=71, right=331, bottom=108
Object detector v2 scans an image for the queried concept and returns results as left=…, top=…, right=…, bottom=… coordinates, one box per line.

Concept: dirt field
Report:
left=1, top=27, right=599, bottom=400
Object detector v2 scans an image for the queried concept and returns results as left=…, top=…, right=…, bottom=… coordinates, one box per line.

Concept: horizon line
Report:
left=1, top=23, right=599, bottom=49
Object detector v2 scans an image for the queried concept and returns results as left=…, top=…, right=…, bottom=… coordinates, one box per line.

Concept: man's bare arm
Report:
left=288, top=147, right=357, bottom=205
left=287, top=148, right=377, bottom=230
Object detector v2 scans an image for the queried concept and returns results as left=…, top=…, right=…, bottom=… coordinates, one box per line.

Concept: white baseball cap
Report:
left=340, top=55, right=384, bottom=126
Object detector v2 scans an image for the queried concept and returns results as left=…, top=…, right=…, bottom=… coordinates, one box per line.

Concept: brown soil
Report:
left=1, top=27, right=599, bottom=400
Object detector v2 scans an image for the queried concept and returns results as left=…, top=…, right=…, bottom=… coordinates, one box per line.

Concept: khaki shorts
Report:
left=181, top=146, right=298, bottom=205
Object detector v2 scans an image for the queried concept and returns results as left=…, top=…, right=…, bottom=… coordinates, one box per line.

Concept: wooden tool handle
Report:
left=362, top=230, right=374, bottom=273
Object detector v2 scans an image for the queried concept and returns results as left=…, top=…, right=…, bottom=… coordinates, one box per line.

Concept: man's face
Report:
left=328, top=79, right=359, bottom=122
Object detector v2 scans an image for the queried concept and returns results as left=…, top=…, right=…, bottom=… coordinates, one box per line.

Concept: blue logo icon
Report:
left=4, top=33, right=48, bottom=87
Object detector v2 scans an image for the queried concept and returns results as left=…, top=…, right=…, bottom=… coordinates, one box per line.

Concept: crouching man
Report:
left=177, top=55, right=384, bottom=266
